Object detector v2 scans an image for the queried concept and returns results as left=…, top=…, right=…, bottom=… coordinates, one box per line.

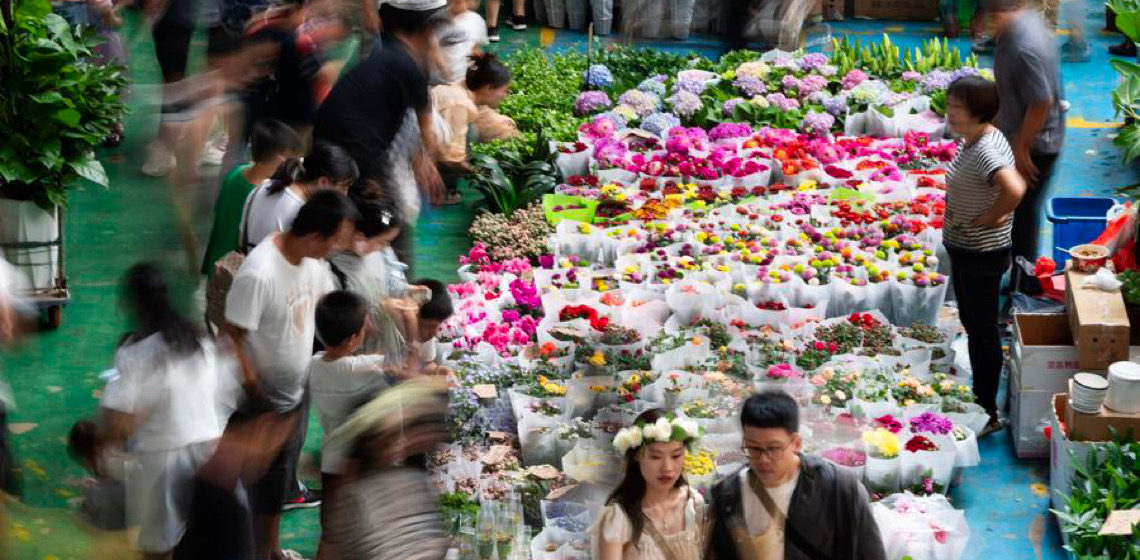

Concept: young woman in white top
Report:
left=241, top=141, right=359, bottom=248
left=594, top=409, right=706, bottom=560
left=101, top=263, right=242, bottom=560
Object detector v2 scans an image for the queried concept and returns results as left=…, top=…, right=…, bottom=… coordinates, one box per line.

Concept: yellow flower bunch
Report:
left=797, top=180, right=818, bottom=191
left=684, top=449, right=715, bottom=476
left=862, top=428, right=899, bottom=459
left=590, top=385, right=608, bottom=393
left=536, top=375, right=567, bottom=397
left=588, top=351, right=607, bottom=367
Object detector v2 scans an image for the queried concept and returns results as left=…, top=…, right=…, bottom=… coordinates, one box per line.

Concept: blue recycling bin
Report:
left=1046, top=197, right=1118, bottom=269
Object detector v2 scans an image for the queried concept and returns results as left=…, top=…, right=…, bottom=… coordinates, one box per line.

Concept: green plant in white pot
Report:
left=0, top=0, right=127, bottom=291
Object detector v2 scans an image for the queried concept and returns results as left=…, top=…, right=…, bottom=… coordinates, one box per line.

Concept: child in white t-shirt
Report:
left=310, top=290, right=394, bottom=560
left=438, top=0, right=489, bottom=84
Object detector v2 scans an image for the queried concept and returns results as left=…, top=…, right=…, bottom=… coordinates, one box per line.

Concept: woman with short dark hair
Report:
left=943, top=75, right=1027, bottom=436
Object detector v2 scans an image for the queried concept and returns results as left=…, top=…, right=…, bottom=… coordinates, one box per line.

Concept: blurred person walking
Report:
left=987, top=0, right=1065, bottom=282
left=100, top=263, right=244, bottom=560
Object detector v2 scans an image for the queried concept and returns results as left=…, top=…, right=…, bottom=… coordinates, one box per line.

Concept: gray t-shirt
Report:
left=993, top=10, right=1065, bottom=155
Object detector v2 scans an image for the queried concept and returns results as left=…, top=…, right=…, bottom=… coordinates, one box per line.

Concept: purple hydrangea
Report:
left=619, top=89, right=661, bottom=117
left=842, top=69, right=869, bottom=90
left=782, top=75, right=804, bottom=92
left=949, top=66, right=981, bottom=82
left=817, top=64, right=838, bottom=77
left=674, top=77, right=709, bottom=95
left=667, top=91, right=703, bottom=118
left=583, top=65, right=614, bottom=88
left=641, top=112, right=681, bottom=137
left=920, top=70, right=953, bottom=93
left=798, top=52, right=829, bottom=72
left=806, top=91, right=830, bottom=105
left=766, top=93, right=800, bottom=111
left=637, top=78, right=667, bottom=97
left=773, top=56, right=800, bottom=71
left=592, top=111, right=627, bottom=130
left=800, top=111, right=835, bottom=136
left=723, top=98, right=745, bottom=116
left=822, top=94, right=849, bottom=117
left=800, top=75, right=829, bottom=97
left=735, top=75, right=768, bottom=98
left=901, top=71, right=922, bottom=82
left=574, top=90, right=612, bottom=116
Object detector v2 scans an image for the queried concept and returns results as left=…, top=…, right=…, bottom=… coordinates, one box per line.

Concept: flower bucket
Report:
left=595, top=167, right=637, bottom=185
left=554, top=147, right=591, bottom=178
left=864, top=454, right=900, bottom=494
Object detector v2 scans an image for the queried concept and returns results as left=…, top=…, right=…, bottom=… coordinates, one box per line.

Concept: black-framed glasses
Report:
left=741, top=442, right=791, bottom=460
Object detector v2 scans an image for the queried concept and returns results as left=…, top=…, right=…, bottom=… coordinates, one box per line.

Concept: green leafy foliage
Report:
left=495, top=48, right=585, bottom=143
left=1050, top=437, right=1140, bottom=559
left=831, top=35, right=977, bottom=79
left=593, top=41, right=700, bottom=93
left=468, top=131, right=561, bottom=217
left=0, top=0, right=128, bottom=209
left=1108, top=0, right=1140, bottom=42
left=1119, top=269, right=1140, bottom=305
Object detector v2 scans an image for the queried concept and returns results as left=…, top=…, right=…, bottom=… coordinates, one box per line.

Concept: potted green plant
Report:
left=0, top=0, right=127, bottom=290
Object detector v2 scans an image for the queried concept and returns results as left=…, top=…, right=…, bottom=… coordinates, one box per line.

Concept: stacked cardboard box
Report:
left=1011, top=314, right=1083, bottom=457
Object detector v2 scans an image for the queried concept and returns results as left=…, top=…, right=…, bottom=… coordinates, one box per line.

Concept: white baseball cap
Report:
left=379, top=0, right=447, bottom=10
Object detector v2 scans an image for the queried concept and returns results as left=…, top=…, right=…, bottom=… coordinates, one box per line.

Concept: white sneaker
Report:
left=141, top=144, right=176, bottom=177
left=1060, top=100, right=1072, bottom=113
left=199, top=139, right=226, bottom=166
left=281, top=550, right=308, bottom=560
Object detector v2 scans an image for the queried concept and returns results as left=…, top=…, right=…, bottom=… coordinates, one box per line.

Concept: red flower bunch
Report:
left=905, top=435, right=938, bottom=453
left=567, top=175, right=600, bottom=187
left=813, top=341, right=840, bottom=352
left=873, top=415, right=903, bottom=434
left=559, top=305, right=610, bottom=331
left=559, top=142, right=588, bottom=154
left=639, top=178, right=659, bottom=192
left=848, top=313, right=878, bottom=329
left=756, top=301, right=787, bottom=311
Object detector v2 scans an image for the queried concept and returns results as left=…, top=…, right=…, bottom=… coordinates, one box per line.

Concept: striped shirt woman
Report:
left=944, top=129, right=1019, bottom=251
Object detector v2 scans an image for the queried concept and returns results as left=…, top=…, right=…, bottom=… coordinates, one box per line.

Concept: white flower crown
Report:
left=613, top=415, right=703, bottom=455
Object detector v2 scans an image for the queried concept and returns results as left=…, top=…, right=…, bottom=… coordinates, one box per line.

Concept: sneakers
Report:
left=141, top=144, right=177, bottom=177
left=1109, top=39, right=1137, bottom=57
left=979, top=416, right=1006, bottom=437
left=282, top=487, right=322, bottom=511
left=281, top=550, right=308, bottom=560
left=504, top=14, right=526, bottom=31
left=1061, top=41, right=1091, bottom=63
left=487, top=26, right=500, bottom=42
left=199, top=138, right=226, bottom=166
left=1060, top=99, right=1072, bottom=113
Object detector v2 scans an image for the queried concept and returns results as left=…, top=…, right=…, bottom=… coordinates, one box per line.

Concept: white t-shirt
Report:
left=309, top=353, right=391, bottom=474
left=438, top=11, right=489, bottom=84
left=240, top=185, right=306, bottom=248
left=225, top=234, right=336, bottom=411
left=102, top=334, right=241, bottom=453
left=740, top=467, right=799, bottom=551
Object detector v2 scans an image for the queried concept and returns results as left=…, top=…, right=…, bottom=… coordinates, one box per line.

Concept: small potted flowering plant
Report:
left=862, top=428, right=900, bottom=494
left=554, top=140, right=590, bottom=177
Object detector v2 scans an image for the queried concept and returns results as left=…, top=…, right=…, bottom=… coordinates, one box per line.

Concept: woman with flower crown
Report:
left=592, top=408, right=705, bottom=560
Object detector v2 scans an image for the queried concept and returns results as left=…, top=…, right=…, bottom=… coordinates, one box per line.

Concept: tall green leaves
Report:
left=1107, top=0, right=1140, bottom=42
left=0, top=0, right=127, bottom=209
left=1111, top=60, right=1140, bottom=164
left=468, top=132, right=561, bottom=217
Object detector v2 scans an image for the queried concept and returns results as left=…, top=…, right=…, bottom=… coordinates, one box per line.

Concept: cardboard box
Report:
left=1064, top=379, right=1140, bottom=442
left=852, top=0, right=938, bottom=21
left=1065, top=268, right=1130, bottom=370
left=1011, top=314, right=1081, bottom=393
left=1049, top=394, right=1109, bottom=512
left=1010, top=360, right=1056, bottom=458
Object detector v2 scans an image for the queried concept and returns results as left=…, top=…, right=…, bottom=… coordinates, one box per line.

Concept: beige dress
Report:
left=591, top=488, right=704, bottom=560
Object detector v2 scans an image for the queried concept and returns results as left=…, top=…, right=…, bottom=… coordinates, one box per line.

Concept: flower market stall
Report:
left=436, top=45, right=991, bottom=560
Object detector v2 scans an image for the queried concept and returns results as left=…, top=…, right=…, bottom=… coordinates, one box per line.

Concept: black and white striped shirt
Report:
left=944, top=130, right=1017, bottom=252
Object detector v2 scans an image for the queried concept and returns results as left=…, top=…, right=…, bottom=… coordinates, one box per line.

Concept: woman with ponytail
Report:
left=593, top=408, right=706, bottom=560
left=430, top=52, right=516, bottom=204
left=240, top=141, right=359, bottom=248
left=100, top=262, right=241, bottom=560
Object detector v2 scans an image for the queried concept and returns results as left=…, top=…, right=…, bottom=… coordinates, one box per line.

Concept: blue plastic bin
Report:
left=1046, top=197, right=1118, bottom=269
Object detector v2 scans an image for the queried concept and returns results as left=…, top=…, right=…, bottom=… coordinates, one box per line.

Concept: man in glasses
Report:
left=706, top=391, right=886, bottom=560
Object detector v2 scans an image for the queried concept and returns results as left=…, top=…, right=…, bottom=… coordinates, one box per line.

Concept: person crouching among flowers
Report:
left=594, top=409, right=705, bottom=560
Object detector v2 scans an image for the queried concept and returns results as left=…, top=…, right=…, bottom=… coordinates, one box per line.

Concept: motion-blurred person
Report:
left=224, top=190, right=358, bottom=560
left=324, top=377, right=451, bottom=560
left=241, top=142, right=359, bottom=248
left=202, top=119, right=305, bottom=279
left=942, top=76, right=1026, bottom=434
left=312, top=0, right=449, bottom=268
left=0, top=257, right=28, bottom=557
left=988, top=0, right=1065, bottom=283
left=484, top=0, right=523, bottom=42
left=99, top=262, right=243, bottom=560
left=432, top=52, right=513, bottom=204
left=1059, top=0, right=1089, bottom=61
left=68, top=419, right=127, bottom=532
left=437, top=0, right=488, bottom=84
left=706, top=391, right=885, bottom=560
left=173, top=410, right=300, bottom=560
left=309, top=290, right=395, bottom=560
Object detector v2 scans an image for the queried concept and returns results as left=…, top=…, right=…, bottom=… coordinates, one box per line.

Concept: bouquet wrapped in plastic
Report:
left=871, top=492, right=971, bottom=560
